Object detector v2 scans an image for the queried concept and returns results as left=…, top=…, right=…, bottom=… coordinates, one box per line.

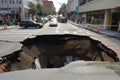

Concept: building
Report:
left=0, top=0, right=37, bottom=25
left=34, top=0, right=43, bottom=5
left=66, top=0, right=79, bottom=22
left=42, top=1, right=55, bottom=11
left=41, top=0, right=48, bottom=1
left=67, top=0, right=120, bottom=31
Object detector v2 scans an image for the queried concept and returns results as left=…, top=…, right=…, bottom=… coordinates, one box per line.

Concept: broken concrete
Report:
left=0, top=41, right=22, bottom=57
left=0, top=34, right=119, bottom=73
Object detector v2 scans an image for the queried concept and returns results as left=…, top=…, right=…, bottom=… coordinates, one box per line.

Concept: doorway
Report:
left=111, top=13, right=120, bottom=31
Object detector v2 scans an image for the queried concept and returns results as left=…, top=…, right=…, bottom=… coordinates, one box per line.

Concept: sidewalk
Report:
left=0, top=25, right=17, bottom=30
left=68, top=21, right=120, bottom=38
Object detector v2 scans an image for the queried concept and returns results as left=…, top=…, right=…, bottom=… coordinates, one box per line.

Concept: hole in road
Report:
left=0, top=34, right=119, bottom=73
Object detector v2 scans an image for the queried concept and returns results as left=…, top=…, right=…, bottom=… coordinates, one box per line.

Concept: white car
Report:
left=49, top=18, right=58, bottom=27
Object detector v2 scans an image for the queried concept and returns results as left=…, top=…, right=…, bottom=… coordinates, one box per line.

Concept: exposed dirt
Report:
left=0, top=34, right=119, bottom=73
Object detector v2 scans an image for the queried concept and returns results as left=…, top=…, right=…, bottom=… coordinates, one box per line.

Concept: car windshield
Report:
left=0, top=0, right=120, bottom=80
left=50, top=18, right=57, bottom=22
left=32, top=21, right=37, bottom=23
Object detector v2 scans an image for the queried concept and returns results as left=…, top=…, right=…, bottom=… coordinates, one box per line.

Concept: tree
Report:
left=42, top=7, right=56, bottom=16
left=42, top=8, right=49, bottom=16
left=36, top=3, right=43, bottom=16
left=28, top=2, right=56, bottom=17
left=28, top=2, right=37, bottom=16
left=58, top=3, right=66, bottom=16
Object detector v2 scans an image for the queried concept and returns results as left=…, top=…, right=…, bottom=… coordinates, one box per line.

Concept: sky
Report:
left=48, top=0, right=68, bottom=12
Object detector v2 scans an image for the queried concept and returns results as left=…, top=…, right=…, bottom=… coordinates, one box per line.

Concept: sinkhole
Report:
left=0, top=34, right=119, bottom=73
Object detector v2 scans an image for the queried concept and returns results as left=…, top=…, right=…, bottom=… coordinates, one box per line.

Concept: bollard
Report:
left=96, top=27, right=99, bottom=33
left=89, top=27, right=93, bottom=31
left=4, top=24, right=8, bottom=30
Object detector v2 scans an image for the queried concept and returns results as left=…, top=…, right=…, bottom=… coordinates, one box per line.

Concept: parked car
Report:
left=19, top=21, right=43, bottom=29
left=49, top=18, right=58, bottom=27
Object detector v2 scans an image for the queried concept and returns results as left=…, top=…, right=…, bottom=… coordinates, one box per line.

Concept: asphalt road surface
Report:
left=0, top=22, right=120, bottom=54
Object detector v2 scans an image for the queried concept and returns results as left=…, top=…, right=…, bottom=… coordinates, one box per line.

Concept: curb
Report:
left=68, top=21, right=120, bottom=39
left=0, top=26, right=17, bottom=30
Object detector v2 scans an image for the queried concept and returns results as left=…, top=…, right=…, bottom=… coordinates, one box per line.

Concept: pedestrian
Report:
left=77, top=19, right=79, bottom=24
left=12, top=19, right=15, bottom=25
left=73, top=18, right=74, bottom=22
left=15, top=19, right=18, bottom=26
left=79, top=17, right=82, bottom=23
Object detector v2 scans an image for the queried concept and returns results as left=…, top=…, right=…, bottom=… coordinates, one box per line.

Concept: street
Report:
left=0, top=0, right=120, bottom=79
left=0, top=22, right=120, bottom=54
left=0, top=21, right=120, bottom=75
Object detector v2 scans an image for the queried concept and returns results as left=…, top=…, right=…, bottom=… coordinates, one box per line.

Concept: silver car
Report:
left=49, top=18, right=58, bottom=27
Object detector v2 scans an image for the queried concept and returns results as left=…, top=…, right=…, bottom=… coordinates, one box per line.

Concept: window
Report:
left=87, top=0, right=93, bottom=2
left=79, top=0, right=87, bottom=6
left=19, top=0, right=21, bottom=4
left=12, top=0, right=14, bottom=4
left=9, top=0, right=11, bottom=4
left=4, top=0, right=7, bottom=4
left=1, top=0, right=7, bottom=4
left=79, top=0, right=93, bottom=6
left=1, top=0, right=3, bottom=4
left=17, top=0, right=18, bottom=4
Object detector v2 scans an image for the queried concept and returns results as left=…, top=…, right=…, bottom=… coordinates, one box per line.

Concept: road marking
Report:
left=3, top=32, right=31, bottom=35
left=68, top=24, right=79, bottom=29
left=73, top=31, right=78, bottom=34
left=86, top=31, right=96, bottom=35
left=56, top=26, right=59, bottom=33
left=65, top=31, right=69, bottom=33
left=24, top=29, right=41, bottom=39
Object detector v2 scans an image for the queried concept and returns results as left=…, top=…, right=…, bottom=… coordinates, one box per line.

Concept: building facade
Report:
left=67, top=0, right=120, bottom=31
left=66, top=0, right=79, bottom=22
left=42, top=1, right=55, bottom=13
left=41, top=0, right=48, bottom=1
left=43, top=1, right=54, bottom=10
left=0, top=0, right=37, bottom=25
left=34, top=0, right=43, bottom=5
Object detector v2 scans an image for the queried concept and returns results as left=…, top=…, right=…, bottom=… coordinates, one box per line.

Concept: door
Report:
left=111, top=13, right=120, bottom=31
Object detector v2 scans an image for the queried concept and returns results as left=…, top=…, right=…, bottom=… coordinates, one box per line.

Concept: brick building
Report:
left=43, top=1, right=55, bottom=11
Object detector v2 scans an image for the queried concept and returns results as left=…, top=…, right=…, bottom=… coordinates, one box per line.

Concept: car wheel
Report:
left=36, top=26, right=40, bottom=29
left=22, top=26, right=25, bottom=29
left=26, top=26, right=28, bottom=28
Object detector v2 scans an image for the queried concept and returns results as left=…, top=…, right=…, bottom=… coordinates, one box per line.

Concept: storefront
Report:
left=87, top=10, right=105, bottom=24
left=0, top=7, right=21, bottom=25
left=111, top=8, right=120, bottom=31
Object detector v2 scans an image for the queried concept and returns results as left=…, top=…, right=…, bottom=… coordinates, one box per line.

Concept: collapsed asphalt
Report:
left=0, top=34, right=119, bottom=73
